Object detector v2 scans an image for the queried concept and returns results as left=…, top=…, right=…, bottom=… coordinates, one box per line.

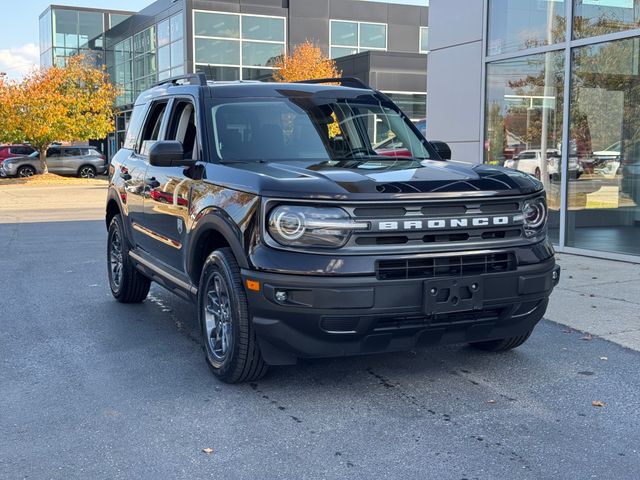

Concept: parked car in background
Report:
left=0, top=146, right=107, bottom=178
left=503, top=149, right=583, bottom=180
left=0, top=145, right=36, bottom=165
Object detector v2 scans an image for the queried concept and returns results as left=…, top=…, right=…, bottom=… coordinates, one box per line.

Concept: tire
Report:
left=78, top=165, right=97, bottom=178
left=470, top=329, right=533, bottom=352
left=107, top=215, right=151, bottom=303
left=199, top=248, right=267, bottom=383
left=18, top=165, right=36, bottom=178
left=534, top=168, right=541, bottom=180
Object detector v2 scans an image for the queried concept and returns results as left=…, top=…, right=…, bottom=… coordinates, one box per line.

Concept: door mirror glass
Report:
left=148, top=140, right=192, bottom=167
left=430, top=140, right=451, bottom=160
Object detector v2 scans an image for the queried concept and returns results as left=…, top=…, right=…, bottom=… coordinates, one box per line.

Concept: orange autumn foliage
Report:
left=272, top=41, right=341, bottom=83
left=0, top=55, right=117, bottom=172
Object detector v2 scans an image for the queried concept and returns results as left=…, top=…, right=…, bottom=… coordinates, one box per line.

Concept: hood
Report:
left=209, top=158, right=543, bottom=200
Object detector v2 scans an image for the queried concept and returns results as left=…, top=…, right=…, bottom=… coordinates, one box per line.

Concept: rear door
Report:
left=45, top=147, right=63, bottom=172
left=61, top=148, right=84, bottom=174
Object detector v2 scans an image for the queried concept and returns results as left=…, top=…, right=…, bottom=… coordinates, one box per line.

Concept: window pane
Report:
left=360, top=23, right=386, bottom=49
left=331, top=21, right=358, bottom=47
left=242, top=41, right=284, bottom=67
left=484, top=51, right=565, bottom=244
left=384, top=93, right=426, bottom=120
left=54, top=9, right=78, bottom=37
left=171, top=39, right=184, bottom=68
left=158, top=45, right=170, bottom=72
left=331, top=46, right=358, bottom=59
left=566, top=38, right=640, bottom=256
left=242, top=68, right=275, bottom=80
left=573, top=0, right=640, bottom=39
left=78, top=11, right=103, bottom=43
left=170, top=66, right=184, bottom=77
left=487, top=0, right=565, bottom=55
left=242, top=15, right=285, bottom=41
left=170, top=13, right=183, bottom=40
left=196, top=65, right=240, bottom=81
left=157, top=19, right=171, bottom=47
left=195, top=38, right=240, bottom=65
left=194, top=12, right=239, bottom=38
left=110, top=14, right=130, bottom=29
left=420, top=27, right=429, bottom=52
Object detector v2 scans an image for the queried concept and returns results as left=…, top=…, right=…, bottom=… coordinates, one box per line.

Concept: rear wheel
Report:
left=18, top=165, right=36, bottom=178
left=78, top=165, right=97, bottom=178
left=199, top=248, right=267, bottom=383
left=107, top=215, right=150, bottom=303
left=470, top=329, right=533, bottom=352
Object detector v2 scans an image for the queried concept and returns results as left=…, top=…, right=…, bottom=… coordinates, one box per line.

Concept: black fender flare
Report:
left=186, top=210, right=250, bottom=278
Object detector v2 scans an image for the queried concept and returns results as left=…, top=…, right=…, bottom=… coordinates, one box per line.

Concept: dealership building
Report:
left=39, top=0, right=428, bottom=158
left=427, top=0, right=640, bottom=261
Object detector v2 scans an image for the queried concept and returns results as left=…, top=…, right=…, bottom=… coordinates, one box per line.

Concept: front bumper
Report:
left=242, top=256, right=560, bottom=365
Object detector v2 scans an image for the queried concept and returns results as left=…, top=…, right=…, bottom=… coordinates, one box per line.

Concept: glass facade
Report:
left=420, top=27, right=429, bottom=53
left=330, top=20, right=387, bottom=59
left=485, top=0, right=640, bottom=259
left=113, top=12, right=184, bottom=106
left=193, top=11, right=285, bottom=81
left=51, top=8, right=105, bottom=66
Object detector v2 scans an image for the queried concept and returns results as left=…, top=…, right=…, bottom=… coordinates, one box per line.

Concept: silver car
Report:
left=0, top=146, right=107, bottom=178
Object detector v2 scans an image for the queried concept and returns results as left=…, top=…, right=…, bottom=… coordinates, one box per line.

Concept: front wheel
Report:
left=469, top=329, right=533, bottom=352
left=18, top=165, right=36, bottom=178
left=199, top=248, right=267, bottom=383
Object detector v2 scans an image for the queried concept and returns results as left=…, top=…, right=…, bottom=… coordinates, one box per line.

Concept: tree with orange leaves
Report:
left=0, top=55, right=117, bottom=173
left=272, top=41, right=341, bottom=82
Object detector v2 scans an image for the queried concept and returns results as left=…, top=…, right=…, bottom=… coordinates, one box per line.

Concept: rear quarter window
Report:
left=124, top=105, right=147, bottom=151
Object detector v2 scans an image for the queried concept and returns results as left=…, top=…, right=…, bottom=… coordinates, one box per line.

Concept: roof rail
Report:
left=294, top=77, right=371, bottom=89
left=154, top=73, right=207, bottom=87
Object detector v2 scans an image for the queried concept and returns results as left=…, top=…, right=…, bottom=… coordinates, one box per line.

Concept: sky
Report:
left=0, top=0, right=426, bottom=79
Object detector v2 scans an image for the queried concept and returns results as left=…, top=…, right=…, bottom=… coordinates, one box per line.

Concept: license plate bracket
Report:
left=423, top=276, right=483, bottom=315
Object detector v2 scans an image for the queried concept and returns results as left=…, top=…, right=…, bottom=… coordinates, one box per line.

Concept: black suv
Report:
left=106, top=74, right=560, bottom=383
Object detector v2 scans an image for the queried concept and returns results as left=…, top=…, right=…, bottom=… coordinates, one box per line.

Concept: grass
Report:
left=0, top=173, right=108, bottom=186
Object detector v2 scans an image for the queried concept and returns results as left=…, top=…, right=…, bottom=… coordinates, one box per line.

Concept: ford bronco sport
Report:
left=106, top=74, right=560, bottom=383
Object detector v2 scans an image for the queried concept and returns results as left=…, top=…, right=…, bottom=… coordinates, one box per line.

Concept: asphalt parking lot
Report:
left=1, top=184, right=639, bottom=479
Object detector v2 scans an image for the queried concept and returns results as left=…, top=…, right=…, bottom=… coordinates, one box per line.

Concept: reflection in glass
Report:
left=331, top=47, right=358, bottom=59
left=331, top=21, right=358, bottom=47
left=487, top=0, right=565, bottom=55
left=196, top=65, right=240, bottom=81
left=574, top=0, right=640, bottom=39
left=194, top=12, right=239, bottom=38
left=242, top=42, right=284, bottom=67
left=195, top=38, right=240, bottom=65
left=242, top=16, right=285, bottom=42
left=360, top=23, right=386, bottom=49
left=567, top=38, right=640, bottom=256
left=384, top=93, right=426, bottom=120
left=484, top=51, right=565, bottom=243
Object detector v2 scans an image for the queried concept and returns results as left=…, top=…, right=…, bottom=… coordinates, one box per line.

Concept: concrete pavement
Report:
left=1, top=183, right=639, bottom=479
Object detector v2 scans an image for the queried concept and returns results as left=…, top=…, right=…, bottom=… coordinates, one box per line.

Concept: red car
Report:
left=0, top=145, right=36, bottom=165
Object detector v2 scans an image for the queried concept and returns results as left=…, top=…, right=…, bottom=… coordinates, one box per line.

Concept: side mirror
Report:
left=148, top=141, right=193, bottom=167
left=430, top=140, right=452, bottom=160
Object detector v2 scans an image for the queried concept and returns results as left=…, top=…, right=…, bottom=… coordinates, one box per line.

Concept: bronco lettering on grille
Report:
left=374, top=215, right=521, bottom=232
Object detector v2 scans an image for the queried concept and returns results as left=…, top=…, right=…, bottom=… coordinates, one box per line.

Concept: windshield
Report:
left=210, top=97, right=433, bottom=164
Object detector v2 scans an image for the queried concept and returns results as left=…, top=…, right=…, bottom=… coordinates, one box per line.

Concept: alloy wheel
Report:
left=204, top=272, right=233, bottom=361
left=80, top=166, right=96, bottom=178
left=109, top=227, right=123, bottom=289
left=19, top=167, right=35, bottom=178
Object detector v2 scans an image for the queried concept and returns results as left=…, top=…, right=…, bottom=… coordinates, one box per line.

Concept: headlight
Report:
left=267, top=205, right=367, bottom=248
left=522, top=196, right=547, bottom=237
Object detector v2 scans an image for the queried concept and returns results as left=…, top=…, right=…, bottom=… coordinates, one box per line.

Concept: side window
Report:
left=124, top=105, right=146, bottom=151
left=166, top=100, right=198, bottom=160
left=140, top=101, right=169, bottom=156
left=10, top=146, right=31, bottom=155
left=47, top=148, right=61, bottom=157
left=63, top=149, right=83, bottom=157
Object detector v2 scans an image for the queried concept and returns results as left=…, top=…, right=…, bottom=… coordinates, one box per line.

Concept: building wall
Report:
left=425, top=0, right=484, bottom=163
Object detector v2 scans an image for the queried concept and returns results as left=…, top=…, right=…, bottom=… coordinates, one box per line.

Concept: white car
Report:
left=503, top=149, right=583, bottom=180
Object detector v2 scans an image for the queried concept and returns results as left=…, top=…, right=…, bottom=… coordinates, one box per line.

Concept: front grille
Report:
left=376, top=252, right=516, bottom=280
left=343, top=199, right=526, bottom=252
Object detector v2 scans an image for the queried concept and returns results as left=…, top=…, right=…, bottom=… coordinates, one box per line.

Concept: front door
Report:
left=143, top=97, right=200, bottom=272
left=45, top=147, right=63, bottom=173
